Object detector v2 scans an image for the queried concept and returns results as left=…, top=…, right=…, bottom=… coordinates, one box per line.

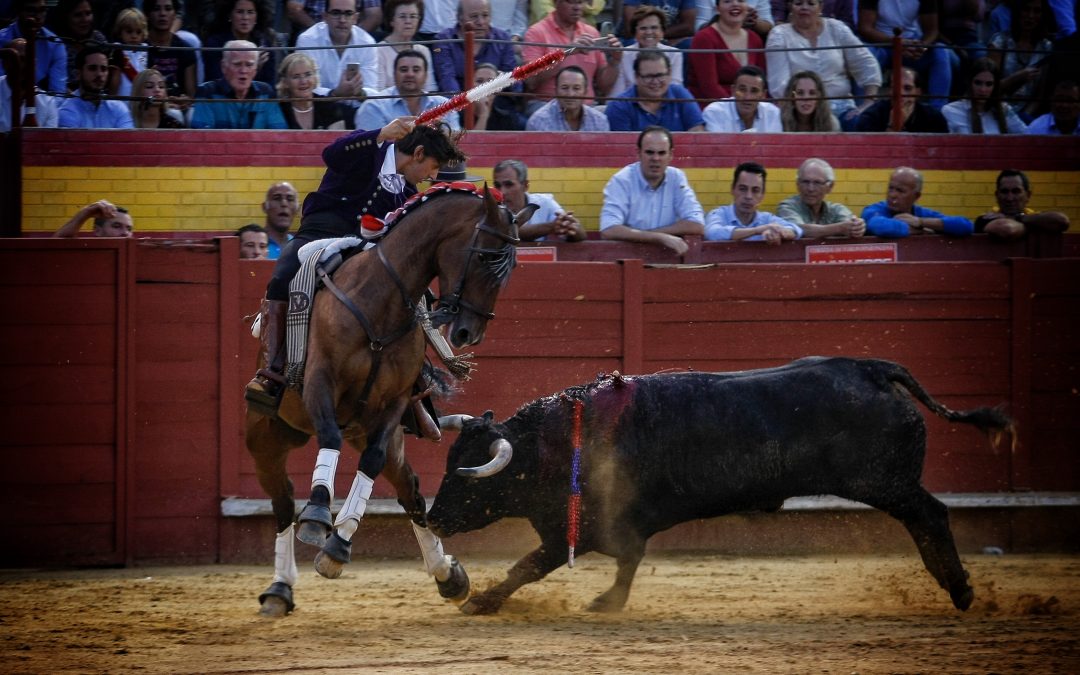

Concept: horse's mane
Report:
left=384, top=183, right=504, bottom=230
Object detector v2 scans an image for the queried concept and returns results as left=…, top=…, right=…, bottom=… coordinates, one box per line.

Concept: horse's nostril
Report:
left=452, top=328, right=471, bottom=347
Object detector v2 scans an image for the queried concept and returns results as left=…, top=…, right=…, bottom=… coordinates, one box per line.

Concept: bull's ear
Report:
left=482, top=410, right=494, bottom=421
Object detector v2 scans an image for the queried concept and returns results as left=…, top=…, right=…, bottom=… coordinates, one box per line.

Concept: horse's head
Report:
left=430, top=185, right=537, bottom=348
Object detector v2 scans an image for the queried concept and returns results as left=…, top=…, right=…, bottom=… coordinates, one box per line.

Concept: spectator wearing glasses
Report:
left=776, top=157, right=865, bottom=238
left=525, top=65, right=611, bottom=130
left=493, top=159, right=586, bottom=242
left=373, top=0, right=437, bottom=91
left=611, top=6, right=685, bottom=98
left=606, top=51, right=704, bottom=132
left=295, top=0, right=378, bottom=104
left=854, top=66, right=948, bottom=132
left=0, top=0, right=69, bottom=94
left=705, top=161, right=803, bottom=245
left=287, top=0, right=383, bottom=38
left=599, top=126, right=705, bottom=255
left=702, top=64, right=781, bottom=132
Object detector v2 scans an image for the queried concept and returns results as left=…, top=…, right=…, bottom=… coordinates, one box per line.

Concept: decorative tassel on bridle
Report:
left=567, top=398, right=584, bottom=568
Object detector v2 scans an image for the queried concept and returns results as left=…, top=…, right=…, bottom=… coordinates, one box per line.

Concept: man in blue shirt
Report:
left=861, top=167, right=974, bottom=237
left=0, top=0, right=68, bottom=93
left=58, top=47, right=135, bottom=129
left=191, top=40, right=287, bottom=129
left=432, top=0, right=518, bottom=93
left=356, top=50, right=460, bottom=130
left=262, top=182, right=299, bottom=260
left=705, top=162, right=802, bottom=244
left=599, top=125, right=704, bottom=255
left=1025, top=80, right=1079, bottom=135
left=605, top=51, right=703, bottom=132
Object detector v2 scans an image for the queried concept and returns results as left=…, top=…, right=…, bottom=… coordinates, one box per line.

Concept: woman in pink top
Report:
left=687, top=0, right=766, bottom=105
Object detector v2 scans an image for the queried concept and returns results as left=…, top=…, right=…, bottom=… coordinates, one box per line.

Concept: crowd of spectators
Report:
left=2, top=0, right=1075, bottom=134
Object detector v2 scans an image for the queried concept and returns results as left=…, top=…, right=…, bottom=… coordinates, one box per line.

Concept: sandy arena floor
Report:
left=1, top=553, right=1077, bottom=674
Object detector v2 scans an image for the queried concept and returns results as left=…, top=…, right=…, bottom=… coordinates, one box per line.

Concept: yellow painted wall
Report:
left=21, top=166, right=1078, bottom=235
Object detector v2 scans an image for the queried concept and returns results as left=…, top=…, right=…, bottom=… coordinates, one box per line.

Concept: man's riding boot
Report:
left=245, top=299, right=289, bottom=417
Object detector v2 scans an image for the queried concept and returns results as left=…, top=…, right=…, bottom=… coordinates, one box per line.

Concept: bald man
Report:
left=261, top=182, right=299, bottom=259
left=861, top=167, right=973, bottom=238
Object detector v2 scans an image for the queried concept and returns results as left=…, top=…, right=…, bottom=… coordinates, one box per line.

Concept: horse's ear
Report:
left=514, top=204, right=540, bottom=227
left=481, top=182, right=502, bottom=226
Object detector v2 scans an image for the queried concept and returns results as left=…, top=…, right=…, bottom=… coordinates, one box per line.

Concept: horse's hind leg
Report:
left=247, top=413, right=308, bottom=617
left=382, top=434, right=469, bottom=602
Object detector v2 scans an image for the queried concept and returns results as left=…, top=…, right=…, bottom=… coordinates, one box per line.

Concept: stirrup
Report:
left=245, top=374, right=286, bottom=417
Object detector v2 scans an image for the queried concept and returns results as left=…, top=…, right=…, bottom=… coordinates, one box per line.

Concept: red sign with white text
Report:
left=516, top=246, right=558, bottom=262
left=805, top=243, right=898, bottom=264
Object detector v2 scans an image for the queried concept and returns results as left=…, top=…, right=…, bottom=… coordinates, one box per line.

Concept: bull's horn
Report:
left=456, top=439, right=513, bottom=478
left=438, top=414, right=473, bottom=431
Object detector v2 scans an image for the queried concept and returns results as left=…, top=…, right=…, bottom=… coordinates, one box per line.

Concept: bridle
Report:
left=427, top=205, right=520, bottom=328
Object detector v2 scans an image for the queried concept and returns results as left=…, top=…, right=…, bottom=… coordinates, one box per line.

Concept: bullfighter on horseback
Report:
left=245, top=116, right=466, bottom=422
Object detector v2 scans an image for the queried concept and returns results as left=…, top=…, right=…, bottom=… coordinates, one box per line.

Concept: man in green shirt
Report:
left=776, top=157, right=866, bottom=238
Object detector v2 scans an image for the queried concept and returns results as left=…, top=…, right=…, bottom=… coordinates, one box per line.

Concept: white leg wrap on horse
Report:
left=412, top=522, right=452, bottom=581
left=333, top=471, right=374, bottom=541
left=311, top=448, right=340, bottom=499
left=273, top=525, right=299, bottom=587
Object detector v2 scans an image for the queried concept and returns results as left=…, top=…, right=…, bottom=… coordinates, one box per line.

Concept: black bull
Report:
left=427, top=357, right=1013, bottom=615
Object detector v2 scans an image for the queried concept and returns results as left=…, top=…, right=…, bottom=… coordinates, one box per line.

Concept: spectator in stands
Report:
left=779, top=70, right=841, bottom=131
left=417, top=0, right=457, bottom=41
left=237, top=224, right=270, bottom=259
left=1025, top=79, right=1079, bottom=134
left=854, top=66, right=948, bottom=132
left=373, top=0, right=437, bottom=91
left=687, top=0, right=768, bottom=104
left=433, top=0, right=518, bottom=93
left=203, top=0, right=283, bottom=86
left=599, top=126, right=705, bottom=255
left=46, top=0, right=107, bottom=92
left=295, top=0, right=378, bottom=102
left=621, top=0, right=698, bottom=44
left=702, top=64, right=781, bottom=131
left=765, top=0, right=881, bottom=129
left=491, top=0, right=528, bottom=43
left=862, top=167, right=974, bottom=237
left=469, top=62, right=526, bottom=130
left=696, top=0, right=777, bottom=36
left=129, top=68, right=186, bottom=127
left=276, top=52, right=354, bottom=130
left=145, top=0, right=197, bottom=106
left=939, top=0, right=988, bottom=74
left=58, top=46, right=136, bottom=128
left=529, top=0, right=603, bottom=29
left=705, top=161, right=803, bottom=244
left=989, top=0, right=1054, bottom=122
left=612, top=6, right=685, bottom=96
left=288, top=0, right=381, bottom=38
left=191, top=40, right=288, bottom=128
left=261, top=182, right=299, bottom=259
left=776, top=157, right=865, bottom=237
left=112, top=8, right=149, bottom=98
left=356, top=50, right=460, bottom=130
left=943, top=58, right=1027, bottom=133
left=606, top=51, right=705, bottom=132
left=53, top=200, right=134, bottom=238
left=974, top=168, right=1070, bottom=239
left=525, top=65, right=611, bottom=130
left=0, top=74, right=59, bottom=131
left=0, top=0, right=68, bottom=94
left=857, top=0, right=952, bottom=109
left=521, top=0, right=623, bottom=114
left=770, top=0, right=856, bottom=32
left=493, top=159, right=586, bottom=242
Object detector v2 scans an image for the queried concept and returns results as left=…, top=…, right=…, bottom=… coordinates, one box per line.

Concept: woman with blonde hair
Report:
left=276, top=52, right=354, bottom=130
left=780, top=70, right=840, bottom=131
left=129, top=68, right=185, bottom=128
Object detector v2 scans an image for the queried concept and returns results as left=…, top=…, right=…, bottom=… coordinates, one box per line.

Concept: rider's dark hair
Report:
left=399, top=121, right=467, bottom=165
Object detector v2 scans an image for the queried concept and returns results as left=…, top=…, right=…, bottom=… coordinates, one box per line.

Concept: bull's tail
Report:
left=874, top=360, right=1016, bottom=450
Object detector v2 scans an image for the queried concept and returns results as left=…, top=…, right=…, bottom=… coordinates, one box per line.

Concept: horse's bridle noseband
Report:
left=427, top=205, right=519, bottom=328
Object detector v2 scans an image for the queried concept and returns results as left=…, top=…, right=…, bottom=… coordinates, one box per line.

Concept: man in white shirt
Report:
left=295, top=0, right=378, bottom=104
left=493, top=159, right=585, bottom=242
left=702, top=64, right=781, bottom=132
left=599, top=126, right=705, bottom=255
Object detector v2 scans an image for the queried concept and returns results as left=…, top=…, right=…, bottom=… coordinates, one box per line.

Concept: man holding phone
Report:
left=296, top=0, right=379, bottom=106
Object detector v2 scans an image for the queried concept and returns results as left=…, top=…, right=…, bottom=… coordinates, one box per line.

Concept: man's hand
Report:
left=901, top=39, right=926, bottom=60
left=657, top=232, right=689, bottom=255
left=334, top=66, right=365, bottom=99
left=82, top=200, right=120, bottom=221
left=377, top=116, right=417, bottom=142
left=842, top=217, right=867, bottom=237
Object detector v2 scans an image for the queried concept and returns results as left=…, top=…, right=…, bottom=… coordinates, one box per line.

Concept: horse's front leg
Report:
left=382, top=435, right=470, bottom=603
left=313, top=404, right=406, bottom=579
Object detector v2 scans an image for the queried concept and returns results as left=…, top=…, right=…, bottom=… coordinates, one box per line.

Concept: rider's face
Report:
left=399, top=149, right=442, bottom=186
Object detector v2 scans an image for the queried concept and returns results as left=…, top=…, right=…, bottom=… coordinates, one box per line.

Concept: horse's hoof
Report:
left=314, top=551, right=344, bottom=579
left=437, top=556, right=470, bottom=603
left=258, top=581, right=294, bottom=617
left=296, top=503, right=333, bottom=546
left=952, top=586, right=975, bottom=611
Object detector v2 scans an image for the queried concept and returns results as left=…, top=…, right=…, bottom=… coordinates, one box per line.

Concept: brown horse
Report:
left=245, top=186, right=537, bottom=617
